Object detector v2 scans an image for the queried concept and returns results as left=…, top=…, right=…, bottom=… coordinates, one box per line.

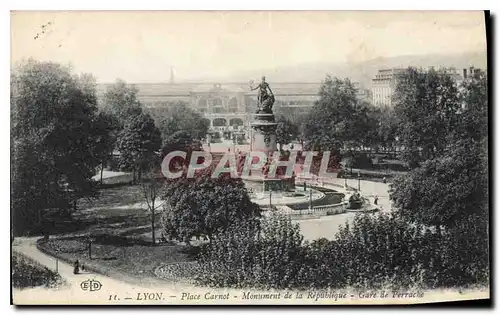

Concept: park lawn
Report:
left=12, top=251, right=65, bottom=289
left=49, top=183, right=156, bottom=236
left=41, top=182, right=197, bottom=285
left=41, top=236, right=199, bottom=286
left=77, top=184, right=145, bottom=210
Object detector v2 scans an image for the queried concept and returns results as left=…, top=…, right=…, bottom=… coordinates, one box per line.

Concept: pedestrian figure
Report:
left=383, top=176, right=387, bottom=184
left=73, top=260, right=80, bottom=274
left=81, top=264, right=85, bottom=272
left=374, top=195, right=379, bottom=205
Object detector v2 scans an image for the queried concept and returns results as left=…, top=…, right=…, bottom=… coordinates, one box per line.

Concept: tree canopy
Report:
left=101, top=79, right=143, bottom=127
left=117, top=112, right=162, bottom=181
left=161, top=168, right=261, bottom=244
left=11, top=60, right=113, bottom=234
left=275, top=115, right=298, bottom=151
left=157, top=102, right=210, bottom=142
left=392, top=68, right=461, bottom=167
left=390, top=68, right=488, bottom=234
left=303, top=76, right=376, bottom=152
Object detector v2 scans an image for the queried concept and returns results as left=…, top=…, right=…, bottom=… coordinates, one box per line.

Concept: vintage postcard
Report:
left=10, top=10, right=490, bottom=305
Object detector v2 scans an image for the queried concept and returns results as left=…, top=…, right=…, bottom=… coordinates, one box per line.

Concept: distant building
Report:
left=97, top=82, right=322, bottom=141
left=370, top=66, right=479, bottom=107
left=97, top=80, right=375, bottom=141
left=371, top=68, right=405, bottom=107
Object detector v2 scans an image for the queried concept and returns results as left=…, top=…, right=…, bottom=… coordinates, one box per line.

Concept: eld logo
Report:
left=80, top=279, right=102, bottom=292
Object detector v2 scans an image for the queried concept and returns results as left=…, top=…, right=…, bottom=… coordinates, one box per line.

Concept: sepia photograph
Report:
left=9, top=10, right=490, bottom=306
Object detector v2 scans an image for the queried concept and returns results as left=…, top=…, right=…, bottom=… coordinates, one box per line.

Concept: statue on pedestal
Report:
left=250, top=76, right=275, bottom=114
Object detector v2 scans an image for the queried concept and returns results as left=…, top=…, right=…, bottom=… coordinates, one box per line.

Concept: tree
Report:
left=161, top=169, right=261, bottom=244
left=117, top=112, right=162, bottom=183
left=141, top=171, right=165, bottom=245
left=390, top=138, right=487, bottom=232
left=303, top=76, right=370, bottom=153
left=93, top=112, right=119, bottom=184
left=157, top=102, right=209, bottom=141
left=275, top=115, right=298, bottom=151
left=11, top=60, right=110, bottom=234
left=376, top=105, right=400, bottom=152
left=392, top=67, right=461, bottom=168
left=274, top=107, right=309, bottom=147
left=161, top=130, right=202, bottom=169
left=455, top=69, right=488, bottom=142
left=101, top=79, right=143, bottom=127
left=390, top=68, right=488, bottom=234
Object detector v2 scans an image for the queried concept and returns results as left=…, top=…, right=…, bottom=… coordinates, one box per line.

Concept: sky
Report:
left=10, top=11, right=487, bottom=83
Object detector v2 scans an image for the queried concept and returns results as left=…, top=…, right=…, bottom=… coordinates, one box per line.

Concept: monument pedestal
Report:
left=250, top=113, right=278, bottom=153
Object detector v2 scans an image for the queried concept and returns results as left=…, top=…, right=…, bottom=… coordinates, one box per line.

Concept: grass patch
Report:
left=12, top=251, right=65, bottom=289
left=41, top=236, right=198, bottom=285
left=34, top=182, right=200, bottom=285
left=77, top=184, right=144, bottom=210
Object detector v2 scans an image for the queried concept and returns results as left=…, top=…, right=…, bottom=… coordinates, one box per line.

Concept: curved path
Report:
left=12, top=235, right=486, bottom=305
left=18, top=175, right=480, bottom=305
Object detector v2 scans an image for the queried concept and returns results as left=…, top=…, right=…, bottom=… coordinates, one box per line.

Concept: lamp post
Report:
left=207, top=134, right=212, bottom=153
left=394, top=136, right=400, bottom=159
left=357, top=171, right=361, bottom=192
left=232, top=134, right=236, bottom=153
left=269, top=189, right=272, bottom=210
left=309, top=188, right=313, bottom=210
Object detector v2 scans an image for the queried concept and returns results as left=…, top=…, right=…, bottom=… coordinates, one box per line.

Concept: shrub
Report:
left=12, top=251, right=64, bottom=289
left=195, top=212, right=489, bottom=290
left=345, top=153, right=373, bottom=169
left=196, top=213, right=304, bottom=289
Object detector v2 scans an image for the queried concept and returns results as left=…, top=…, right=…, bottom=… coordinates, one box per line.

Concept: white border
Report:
left=2, top=1, right=497, bottom=314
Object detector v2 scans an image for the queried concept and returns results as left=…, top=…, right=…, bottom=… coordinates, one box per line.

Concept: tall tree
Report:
left=376, top=105, right=400, bottom=152
left=141, top=171, right=165, bottom=245
left=117, top=112, right=162, bottom=183
left=303, top=76, right=367, bottom=152
left=158, top=102, right=210, bottom=141
left=93, top=111, right=119, bottom=184
left=392, top=67, right=461, bottom=168
left=391, top=68, right=488, bottom=234
left=455, top=69, right=488, bottom=142
left=275, top=115, right=298, bottom=151
left=101, top=79, right=143, bottom=128
left=11, top=60, right=111, bottom=234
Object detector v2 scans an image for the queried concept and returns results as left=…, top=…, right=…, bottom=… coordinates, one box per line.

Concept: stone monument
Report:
left=246, top=76, right=294, bottom=192
left=249, top=76, right=277, bottom=152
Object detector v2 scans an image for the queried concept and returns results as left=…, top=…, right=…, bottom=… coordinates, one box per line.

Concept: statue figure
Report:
left=250, top=76, right=275, bottom=113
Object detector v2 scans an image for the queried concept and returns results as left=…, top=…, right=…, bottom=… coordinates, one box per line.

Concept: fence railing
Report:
left=275, top=202, right=347, bottom=217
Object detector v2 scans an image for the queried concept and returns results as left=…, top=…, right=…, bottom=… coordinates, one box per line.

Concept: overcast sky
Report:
left=11, top=11, right=487, bottom=83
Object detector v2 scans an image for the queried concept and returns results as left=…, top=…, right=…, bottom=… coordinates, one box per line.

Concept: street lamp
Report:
left=269, top=189, right=272, bottom=210
left=309, top=188, right=313, bottom=210
left=232, top=133, right=236, bottom=153
left=394, top=136, right=400, bottom=157
left=357, top=171, right=361, bottom=192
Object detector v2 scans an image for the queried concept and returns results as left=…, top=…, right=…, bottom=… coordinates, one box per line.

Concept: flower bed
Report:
left=154, top=261, right=201, bottom=284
